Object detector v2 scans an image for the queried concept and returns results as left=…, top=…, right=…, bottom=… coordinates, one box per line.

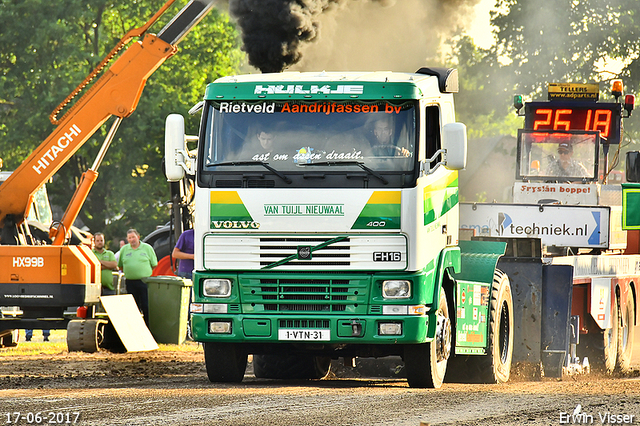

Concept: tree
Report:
left=489, top=0, right=640, bottom=169
left=446, top=35, right=523, bottom=140
left=0, top=0, right=244, bottom=248
left=445, top=0, right=640, bottom=185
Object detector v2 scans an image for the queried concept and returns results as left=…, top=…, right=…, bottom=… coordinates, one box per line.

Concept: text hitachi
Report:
left=32, top=124, right=82, bottom=175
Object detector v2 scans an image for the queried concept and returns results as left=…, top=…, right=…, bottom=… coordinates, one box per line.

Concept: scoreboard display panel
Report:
left=524, top=101, right=622, bottom=144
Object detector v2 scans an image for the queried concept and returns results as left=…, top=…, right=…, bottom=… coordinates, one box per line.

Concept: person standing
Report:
left=25, top=329, right=49, bottom=342
left=114, top=239, right=126, bottom=263
left=171, top=229, right=194, bottom=340
left=92, top=232, right=118, bottom=295
left=118, top=229, right=157, bottom=326
left=172, top=228, right=195, bottom=340
left=172, top=228, right=194, bottom=279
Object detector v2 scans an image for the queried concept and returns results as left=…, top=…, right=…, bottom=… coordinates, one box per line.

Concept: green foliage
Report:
left=0, top=1, right=244, bottom=247
left=489, top=0, right=640, bottom=164
left=449, top=0, right=640, bottom=154
left=447, top=36, right=521, bottom=139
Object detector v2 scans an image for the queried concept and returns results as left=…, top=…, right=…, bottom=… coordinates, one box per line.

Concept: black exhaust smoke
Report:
left=229, top=0, right=344, bottom=73
left=228, top=0, right=475, bottom=74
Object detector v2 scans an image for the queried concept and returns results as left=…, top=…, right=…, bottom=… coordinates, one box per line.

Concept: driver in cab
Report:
left=240, top=125, right=277, bottom=161
left=546, top=142, right=589, bottom=178
left=370, top=115, right=411, bottom=157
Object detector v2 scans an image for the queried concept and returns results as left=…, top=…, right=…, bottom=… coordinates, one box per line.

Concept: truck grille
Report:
left=203, top=234, right=407, bottom=271
left=240, top=275, right=370, bottom=314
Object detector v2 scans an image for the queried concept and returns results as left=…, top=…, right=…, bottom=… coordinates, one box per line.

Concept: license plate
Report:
left=278, top=329, right=330, bottom=341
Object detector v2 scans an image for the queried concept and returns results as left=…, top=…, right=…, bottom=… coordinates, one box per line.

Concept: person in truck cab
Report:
left=369, top=115, right=411, bottom=157
left=240, top=125, right=278, bottom=161
left=546, top=142, right=589, bottom=178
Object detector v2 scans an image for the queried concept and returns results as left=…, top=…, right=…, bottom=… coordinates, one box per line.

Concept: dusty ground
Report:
left=1, top=338, right=640, bottom=426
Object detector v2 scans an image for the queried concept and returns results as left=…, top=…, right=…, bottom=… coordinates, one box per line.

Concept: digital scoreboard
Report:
left=524, top=101, right=622, bottom=144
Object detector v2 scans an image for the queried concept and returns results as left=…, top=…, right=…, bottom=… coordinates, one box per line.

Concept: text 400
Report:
left=366, top=221, right=386, bottom=227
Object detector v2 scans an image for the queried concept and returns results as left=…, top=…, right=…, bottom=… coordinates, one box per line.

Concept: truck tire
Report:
left=583, top=297, right=619, bottom=373
left=446, top=269, right=514, bottom=384
left=616, top=294, right=635, bottom=373
left=404, top=288, right=450, bottom=388
left=143, top=225, right=173, bottom=263
left=253, top=354, right=331, bottom=380
left=478, top=269, right=514, bottom=383
left=204, top=342, right=247, bottom=383
left=67, top=319, right=106, bottom=353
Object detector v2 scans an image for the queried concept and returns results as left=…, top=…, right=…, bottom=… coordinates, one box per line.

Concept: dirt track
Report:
left=1, top=346, right=640, bottom=426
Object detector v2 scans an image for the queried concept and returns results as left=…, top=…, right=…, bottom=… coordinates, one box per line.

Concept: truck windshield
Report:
left=201, top=100, right=416, bottom=173
left=516, top=130, right=599, bottom=182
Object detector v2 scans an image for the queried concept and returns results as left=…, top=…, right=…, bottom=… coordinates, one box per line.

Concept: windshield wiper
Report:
left=210, top=161, right=292, bottom=184
left=298, top=161, right=388, bottom=184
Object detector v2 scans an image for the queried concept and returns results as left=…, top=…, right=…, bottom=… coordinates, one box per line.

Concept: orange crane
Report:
left=0, top=0, right=215, bottom=349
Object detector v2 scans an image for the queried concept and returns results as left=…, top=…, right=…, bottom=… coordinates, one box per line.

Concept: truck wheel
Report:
left=203, top=342, right=247, bottom=383
left=448, top=269, right=514, bottom=384
left=67, top=319, right=106, bottom=353
left=143, top=225, right=173, bottom=261
left=99, top=321, right=126, bottom=353
left=616, top=294, right=635, bottom=373
left=583, top=298, right=619, bottom=373
left=253, top=354, right=331, bottom=380
left=478, top=269, right=513, bottom=383
left=404, top=288, right=450, bottom=388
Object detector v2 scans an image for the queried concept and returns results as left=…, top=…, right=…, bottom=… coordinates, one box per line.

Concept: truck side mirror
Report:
left=442, top=122, right=467, bottom=170
left=165, top=114, right=187, bottom=182
left=627, top=151, right=640, bottom=182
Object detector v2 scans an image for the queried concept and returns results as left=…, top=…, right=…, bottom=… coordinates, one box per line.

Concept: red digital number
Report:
left=593, top=109, right=611, bottom=137
left=533, top=109, right=552, bottom=130
left=554, top=109, right=572, bottom=130
left=533, top=107, right=612, bottom=137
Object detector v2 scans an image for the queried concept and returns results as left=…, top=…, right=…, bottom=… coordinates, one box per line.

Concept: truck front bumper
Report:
left=191, top=312, right=431, bottom=345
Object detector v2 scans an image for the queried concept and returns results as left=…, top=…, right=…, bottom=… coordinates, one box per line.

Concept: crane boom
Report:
left=0, top=0, right=216, bottom=350
left=0, top=0, right=215, bottom=243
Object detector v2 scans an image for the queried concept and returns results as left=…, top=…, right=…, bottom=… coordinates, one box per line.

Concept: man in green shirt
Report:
left=92, top=232, right=118, bottom=295
left=118, top=228, right=158, bottom=326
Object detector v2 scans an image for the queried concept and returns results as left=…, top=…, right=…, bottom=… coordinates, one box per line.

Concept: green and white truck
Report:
left=164, top=68, right=514, bottom=388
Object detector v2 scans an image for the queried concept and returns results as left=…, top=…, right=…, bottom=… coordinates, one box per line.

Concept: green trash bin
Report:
left=144, top=275, right=192, bottom=344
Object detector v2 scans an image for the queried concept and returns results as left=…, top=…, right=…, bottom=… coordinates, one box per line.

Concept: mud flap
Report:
left=100, top=295, right=158, bottom=352
left=494, top=240, right=574, bottom=377
left=540, top=264, right=573, bottom=377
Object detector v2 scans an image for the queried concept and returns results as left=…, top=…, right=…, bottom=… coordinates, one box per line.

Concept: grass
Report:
left=0, top=330, right=67, bottom=356
left=0, top=329, right=201, bottom=357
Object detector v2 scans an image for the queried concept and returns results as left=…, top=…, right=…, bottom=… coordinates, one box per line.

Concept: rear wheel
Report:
left=253, top=354, right=331, bottom=380
left=67, top=319, right=106, bottom=353
left=474, top=270, right=513, bottom=383
left=616, top=294, right=635, bottom=373
left=583, top=298, right=619, bottom=373
left=203, top=342, right=247, bottom=383
left=404, top=288, right=450, bottom=388
left=445, top=269, right=514, bottom=384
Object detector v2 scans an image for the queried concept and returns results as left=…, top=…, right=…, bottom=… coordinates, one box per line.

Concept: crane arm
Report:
left=0, top=0, right=215, bottom=239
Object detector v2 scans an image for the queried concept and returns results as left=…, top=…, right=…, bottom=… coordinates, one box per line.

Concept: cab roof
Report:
left=205, top=68, right=458, bottom=101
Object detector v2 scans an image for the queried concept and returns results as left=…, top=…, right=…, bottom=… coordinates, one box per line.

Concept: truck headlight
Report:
left=379, top=322, right=402, bottom=335
left=209, top=321, right=232, bottom=334
left=203, top=278, right=232, bottom=297
left=382, top=280, right=411, bottom=299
